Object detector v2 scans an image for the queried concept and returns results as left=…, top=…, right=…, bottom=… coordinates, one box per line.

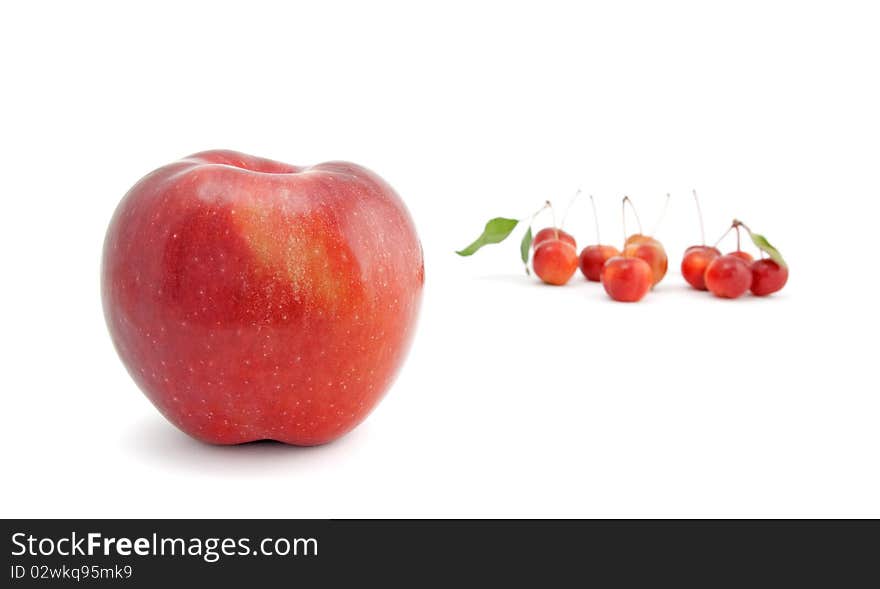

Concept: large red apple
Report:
left=102, top=150, right=424, bottom=445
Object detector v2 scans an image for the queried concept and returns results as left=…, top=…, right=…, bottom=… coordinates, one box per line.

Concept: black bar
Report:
left=3, top=520, right=878, bottom=585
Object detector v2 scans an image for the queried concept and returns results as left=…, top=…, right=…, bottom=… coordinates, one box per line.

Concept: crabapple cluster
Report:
left=457, top=192, right=787, bottom=303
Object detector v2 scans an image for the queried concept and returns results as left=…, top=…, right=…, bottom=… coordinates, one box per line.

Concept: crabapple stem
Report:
left=589, top=194, right=601, bottom=243
left=524, top=201, right=551, bottom=225
left=712, top=223, right=735, bottom=248
left=650, top=193, right=671, bottom=236
left=560, top=189, right=581, bottom=230
left=733, top=219, right=753, bottom=235
left=520, top=201, right=551, bottom=275
left=731, top=219, right=763, bottom=256
left=522, top=200, right=551, bottom=240
left=692, top=189, right=706, bottom=245
left=622, top=196, right=643, bottom=241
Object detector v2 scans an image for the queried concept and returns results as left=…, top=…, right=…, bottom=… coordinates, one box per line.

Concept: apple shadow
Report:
left=653, top=282, right=692, bottom=294
left=651, top=281, right=790, bottom=303
left=472, top=274, right=791, bottom=304
left=123, top=416, right=366, bottom=475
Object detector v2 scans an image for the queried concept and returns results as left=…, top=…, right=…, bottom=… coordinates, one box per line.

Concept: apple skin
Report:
left=533, top=227, right=576, bottom=250
left=624, top=233, right=661, bottom=248
left=102, top=150, right=424, bottom=445
left=727, top=250, right=754, bottom=264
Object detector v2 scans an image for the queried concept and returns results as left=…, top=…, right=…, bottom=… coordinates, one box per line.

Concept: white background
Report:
left=2, top=1, right=878, bottom=517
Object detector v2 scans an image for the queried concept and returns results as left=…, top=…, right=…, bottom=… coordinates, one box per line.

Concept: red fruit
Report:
left=102, top=150, right=424, bottom=445
left=681, top=246, right=721, bottom=290
left=533, top=227, right=576, bottom=250
left=751, top=259, right=789, bottom=296
left=623, top=239, right=668, bottom=286
left=705, top=254, right=752, bottom=298
left=579, top=244, right=620, bottom=282
left=728, top=250, right=754, bottom=264
left=600, top=256, right=653, bottom=302
left=533, top=239, right=578, bottom=285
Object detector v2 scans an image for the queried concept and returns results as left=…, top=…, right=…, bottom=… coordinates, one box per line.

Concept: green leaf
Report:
left=455, top=217, right=520, bottom=256
left=750, top=232, right=787, bottom=267
left=520, top=226, right=533, bottom=274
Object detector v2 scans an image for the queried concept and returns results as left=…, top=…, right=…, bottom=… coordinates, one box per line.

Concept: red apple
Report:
left=623, top=238, right=668, bottom=286
left=532, top=238, right=578, bottom=285
left=102, top=150, right=424, bottom=445
left=705, top=254, right=752, bottom=299
left=751, top=259, right=788, bottom=296
left=681, top=245, right=721, bottom=290
left=600, top=256, right=653, bottom=302
left=579, top=244, right=620, bottom=282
